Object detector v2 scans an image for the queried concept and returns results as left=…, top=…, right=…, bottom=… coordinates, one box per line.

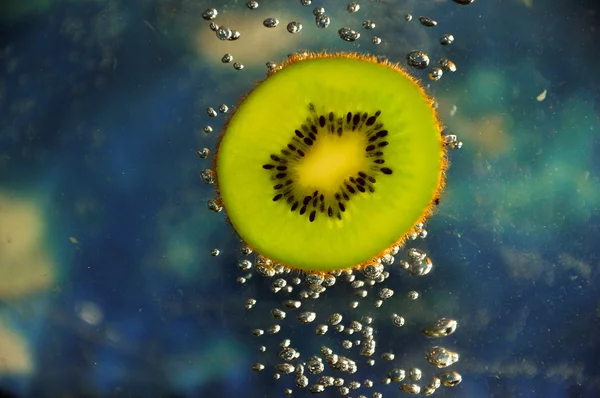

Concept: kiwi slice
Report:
left=216, top=52, right=446, bottom=272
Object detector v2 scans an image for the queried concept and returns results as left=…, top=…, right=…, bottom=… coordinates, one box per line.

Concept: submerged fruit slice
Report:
left=216, top=52, right=446, bottom=272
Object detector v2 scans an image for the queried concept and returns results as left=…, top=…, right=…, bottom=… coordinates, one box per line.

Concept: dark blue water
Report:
left=1, top=0, right=599, bottom=397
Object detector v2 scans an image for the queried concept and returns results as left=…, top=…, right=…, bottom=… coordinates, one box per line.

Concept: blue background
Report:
left=1, top=0, right=599, bottom=397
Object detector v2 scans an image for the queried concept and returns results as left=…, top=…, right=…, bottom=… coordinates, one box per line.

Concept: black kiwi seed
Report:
left=263, top=104, right=394, bottom=222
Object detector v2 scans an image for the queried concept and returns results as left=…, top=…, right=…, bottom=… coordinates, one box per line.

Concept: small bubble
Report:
left=276, top=363, right=295, bottom=374
left=286, top=21, right=303, bottom=34
left=405, top=14, right=413, bottom=22
left=210, top=248, right=219, bottom=256
left=206, top=108, right=217, bottom=117
left=298, top=312, right=316, bottom=323
left=252, top=329, right=264, bottom=336
left=429, top=67, right=443, bottom=81
left=203, top=125, right=213, bottom=133
left=315, top=14, right=330, bottom=29
left=315, top=324, right=328, bottom=335
left=338, top=27, right=360, bottom=42
left=200, top=169, right=216, bottom=184
left=440, top=58, right=457, bottom=72
left=438, top=370, right=462, bottom=386
left=238, top=259, right=252, bottom=270
left=427, top=346, right=460, bottom=368
left=296, top=374, right=309, bottom=387
left=271, top=308, right=286, bottom=320
left=400, top=383, right=420, bottom=394
left=209, top=22, right=219, bottom=32
left=313, top=6, right=325, bottom=16
left=392, top=314, right=405, bottom=327
left=379, top=287, right=394, bottom=299
left=381, top=352, right=395, bottom=361
left=218, top=104, right=229, bottom=113
left=197, top=148, right=210, bottom=159
left=407, top=50, right=430, bottom=69
left=251, top=362, right=264, bottom=371
left=308, top=384, right=325, bottom=393
left=419, top=16, right=437, bottom=27
left=347, top=2, right=360, bottom=13
left=423, top=318, right=458, bottom=338
left=246, top=0, right=259, bottom=9
left=388, top=368, right=405, bottom=382
left=408, top=367, right=422, bottom=381
left=236, top=276, right=246, bottom=284
left=263, top=18, right=279, bottom=28
left=300, top=0, right=312, bottom=5
left=233, top=62, right=244, bottom=70
left=372, top=36, right=382, bottom=45
left=408, top=291, right=419, bottom=300
left=440, top=33, right=455, bottom=45
left=362, top=20, right=376, bottom=29
left=283, top=300, right=302, bottom=309
left=453, top=0, right=475, bottom=4
left=207, top=199, right=223, bottom=212
left=245, top=298, right=256, bottom=309
left=202, top=8, right=218, bottom=21
left=216, top=26, right=232, bottom=40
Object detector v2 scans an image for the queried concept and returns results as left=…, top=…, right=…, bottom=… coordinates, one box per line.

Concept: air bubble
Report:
left=427, top=346, right=460, bottom=368
left=216, top=26, right=232, bottom=40
left=408, top=291, right=419, bottom=300
left=196, top=148, right=210, bottom=159
left=209, top=22, right=218, bottom=32
left=440, top=58, right=457, bottom=72
left=298, top=311, right=316, bottom=323
left=200, top=169, right=215, bottom=184
left=238, top=259, right=252, bottom=270
left=252, top=329, right=264, bottom=336
left=407, top=50, right=430, bottom=69
left=203, top=125, right=213, bottom=134
left=210, top=248, right=219, bottom=256
left=206, top=108, right=217, bottom=117
left=251, top=363, right=264, bottom=371
left=300, top=0, right=312, bottom=5
left=408, top=367, right=422, bottom=381
left=392, top=314, right=405, bottom=327
left=438, top=370, right=462, bottom=386
left=276, top=363, right=295, bottom=374
left=233, top=62, right=244, bottom=70
left=245, top=298, right=256, bottom=309
left=400, top=383, right=420, bottom=394
left=372, top=36, right=381, bottom=45
left=313, top=6, right=325, bottom=16
left=405, top=14, right=413, bottom=22
left=423, top=318, right=458, bottom=338
left=263, top=18, right=279, bottom=28
left=362, top=20, right=375, bottom=29
left=338, top=27, right=360, bottom=42
left=315, top=14, right=330, bottom=29
left=419, top=16, right=437, bottom=27
left=429, top=67, right=443, bottom=81
left=453, top=0, right=475, bottom=4
left=221, top=53, right=233, bottom=64
left=202, top=8, right=218, bottom=21
left=378, top=288, right=394, bottom=299
left=440, top=33, right=455, bottom=45
left=207, top=199, right=223, bottom=212
left=388, top=368, right=405, bottom=382
left=315, top=324, right=328, bottom=335
left=271, top=308, right=286, bottom=320
left=347, top=2, right=360, bottom=13
left=218, top=104, right=229, bottom=113
left=286, top=21, right=303, bottom=34
left=246, top=1, right=259, bottom=9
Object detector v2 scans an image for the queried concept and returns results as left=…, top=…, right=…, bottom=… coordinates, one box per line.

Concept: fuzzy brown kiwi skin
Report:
left=210, top=51, right=450, bottom=276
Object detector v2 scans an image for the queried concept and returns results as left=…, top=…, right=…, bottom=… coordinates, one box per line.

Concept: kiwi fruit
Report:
left=215, top=52, right=446, bottom=272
